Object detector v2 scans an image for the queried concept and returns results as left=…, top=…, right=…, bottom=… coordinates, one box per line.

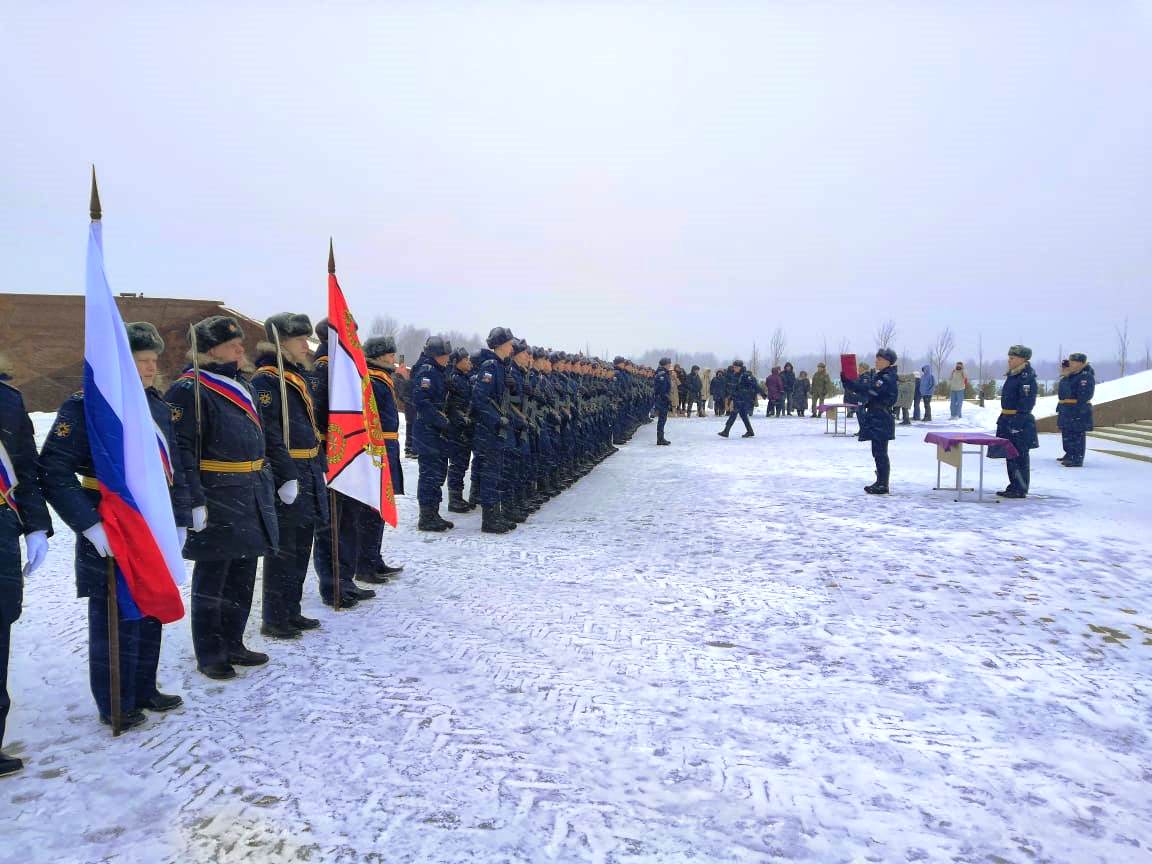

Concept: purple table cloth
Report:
left=924, top=431, right=1018, bottom=459
left=817, top=403, right=849, bottom=413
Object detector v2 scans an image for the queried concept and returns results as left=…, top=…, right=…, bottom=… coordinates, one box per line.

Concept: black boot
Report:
left=0, top=752, right=24, bottom=777
left=718, top=429, right=730, bottom=438
left=100, top=709, right=148, bottom=730
left=375, top=562, right=404, bottom=576
left=482, top=505, right=515, bottom=533
left=447, top=489, right=472, bottom=514
left=140, top=692, right=184, bottom=712
left=357, top=570, right=391, bottom=584
left=260, top=621, right=302, bottom=639
left=864, top=482, right=889, bottom=494
left=289, top=614, right=321, bottom=630
left=418, top=505, right=452, bottom=531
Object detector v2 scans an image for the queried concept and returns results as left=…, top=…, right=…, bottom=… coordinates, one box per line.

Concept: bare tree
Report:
left=929, top=327, right=956, bottom=384
left=369, top=314, right=399, bottom=337
left=1144, top=340, right=1151, bottom=371
left=874, top=319, right=897, bottom=349
left=821, top=335, right=829, bottom=367
left=976, top=333, right=986, bottom=406
left=1116, top=317, right=1130, bottom=376
left=769, top=327, right=786, bottom=368
left=750, top=341, right=760, bottom=377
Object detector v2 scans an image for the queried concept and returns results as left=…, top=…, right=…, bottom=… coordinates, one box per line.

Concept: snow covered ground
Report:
left=4, top=409, right=1151, bottom=864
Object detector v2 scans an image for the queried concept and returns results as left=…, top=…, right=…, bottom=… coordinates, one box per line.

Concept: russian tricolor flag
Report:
left=83, top=180, right=185, bottom=624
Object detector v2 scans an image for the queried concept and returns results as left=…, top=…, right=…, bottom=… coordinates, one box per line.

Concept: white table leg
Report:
left=978, top=444, right=986, bottom=502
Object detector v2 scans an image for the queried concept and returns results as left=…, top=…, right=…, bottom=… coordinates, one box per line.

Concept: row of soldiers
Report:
left=405, top=329, right=655, bottom=534
left=0, top=315, right=656, bottom=774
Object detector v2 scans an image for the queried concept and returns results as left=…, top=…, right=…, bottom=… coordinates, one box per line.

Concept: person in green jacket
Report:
left=809, top=363, right=832, bottom=417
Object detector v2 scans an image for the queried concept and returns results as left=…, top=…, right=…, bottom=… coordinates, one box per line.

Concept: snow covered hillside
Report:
left=4, top=412, right=1151, bottom=863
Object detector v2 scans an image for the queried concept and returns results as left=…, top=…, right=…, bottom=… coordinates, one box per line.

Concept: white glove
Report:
left=191, top=506, right=208, bottom=532
left=22, top=530, right=49, bottom=576
left=277, top=479, right=299, bottom=505
left=177, top=527, right=188, bottom=547
left=82, top=522, right=111, bottom=557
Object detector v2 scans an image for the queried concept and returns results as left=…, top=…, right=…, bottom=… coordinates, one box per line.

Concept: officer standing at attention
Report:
left=360, top=336, right=406, bottom=578
left=0, top=360, right=52, bottom=774
left=412, top=335, right=455, bottom=531
left=1058, top=352, right=1095, bottom=468
left=308, top=318, right=376, bottom=610
left=40, top=322, right=190, bottom=727
left=443, top=347, right=475, bottom=515
left=996, top=345, right=1039, bottom=498
left=471, top=327, right=518, bottom=533
left=718, top=360, right=756, bottom=438
left=653, top=358, right=672, bottom=445
left=165, top=316, right=282, bottom=679
left=251, top=314, right=327, bottom=639
left=840, top=348, right=899, bottom=494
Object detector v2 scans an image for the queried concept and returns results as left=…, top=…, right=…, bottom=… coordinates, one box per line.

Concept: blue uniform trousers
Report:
left=190, top=558, right=258, bottom=669
left=447, top=439, right=471, bottom=493
left=417, top=453, right=449, bottom=506
left=473, top=429, right=505, bottom=506
left=314, top=494, right=362, bottom=601
left=263, top=522, right=315, bottom=625
left=0, top=617, right=10, bottom=745
left=87, top=592, right=141, bottom=717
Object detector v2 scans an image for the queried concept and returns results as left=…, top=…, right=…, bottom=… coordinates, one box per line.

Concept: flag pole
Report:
left=328, top=239, right=340, bottom=611
left=272, top=327, right=291, bottom=450
left=91, top=169, right=122, bottom=737
left=106, top=556, right=122, bottom=736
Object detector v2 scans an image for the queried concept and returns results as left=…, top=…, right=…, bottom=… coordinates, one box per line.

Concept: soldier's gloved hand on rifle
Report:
left=191, top=506, right=208, bottom=532
left=277, top=479, right=299, bottom=505
left=22, top=530, right=49, bottom=577
left=82, top=522, right=112, bottom=557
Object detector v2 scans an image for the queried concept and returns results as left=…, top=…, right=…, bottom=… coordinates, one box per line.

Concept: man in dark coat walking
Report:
left=719, top=360, right=757, bottom=438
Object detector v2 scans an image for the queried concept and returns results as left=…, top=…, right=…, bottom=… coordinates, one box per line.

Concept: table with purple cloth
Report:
left=924, top=431, right=1019, bottom=502
left=817, top=402, right=852, bottom=437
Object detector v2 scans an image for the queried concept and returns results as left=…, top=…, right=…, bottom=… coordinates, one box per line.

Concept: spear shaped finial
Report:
left=328, top=237, right=335, bottom=275
left=90, top=166, right=102, bottom=221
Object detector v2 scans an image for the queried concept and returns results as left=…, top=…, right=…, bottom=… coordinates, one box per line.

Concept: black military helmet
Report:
left=126, top=322, right=164, bottom=354
left=732, top=359, right=745, bottom=368
left=425, top=335, right=452, bottom=357
left=449, top=346, right=470, bottom=364
left=1069, top=352, right=1087, bottom=363
left=265, top=312, right=313, bottom=343
left=363, top=335, right=397, bottom=359
left=191, top=315, right=243, bottom=351
left=486, top=326, right=516, bottom=349
left=533, top=347, right=550, bottom=360
left=876, top=347, right=897, bottom=364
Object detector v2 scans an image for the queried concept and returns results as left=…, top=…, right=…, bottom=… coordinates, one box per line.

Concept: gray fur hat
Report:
left=126, top=322, right=164, bottom=354
left=190, top=315, right=243, bottom=351
left=363, top=335, right=398, bottom=358
left=265, top=312, right=313, bottom=342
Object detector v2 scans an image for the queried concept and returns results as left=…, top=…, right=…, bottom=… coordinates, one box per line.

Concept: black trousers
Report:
left=656, top=409, right=668, bottom=441
left=356, top=506, right=386, bottom=575
left=263, top=522, right=315, bottom=626
left=1062, top=429, right=1086, bottom=464
left=314, top=494, right=363, bottom=601
left=723, top=408, right=753, bottom=434
left=0, top=617, right=10, bottom=747
left=87, top=592, right=140, bottom=717
left=1007, top=449, right=1031, bottom=493
left=191, top=558, right=258, bottom=668
left=473, top=431, right=505, bottom=506
left=871, top=438, right=890, bottom=484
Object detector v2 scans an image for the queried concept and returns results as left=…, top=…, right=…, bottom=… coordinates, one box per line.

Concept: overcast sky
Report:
left=2, top=1, right=1150, bottom=365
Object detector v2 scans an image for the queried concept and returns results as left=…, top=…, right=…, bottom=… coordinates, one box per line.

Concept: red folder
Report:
left=840, top=353, right=858, bottom=381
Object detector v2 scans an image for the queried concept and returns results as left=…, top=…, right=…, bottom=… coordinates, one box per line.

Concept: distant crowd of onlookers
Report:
left=662, top=359, right=995, bottom=424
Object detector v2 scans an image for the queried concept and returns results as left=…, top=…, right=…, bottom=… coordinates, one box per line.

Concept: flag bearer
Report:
left=0, top=362, right=52, bottom=774
left=165, top=316, right=282, bottom=679
left=39, top=322, right=189, bottom=726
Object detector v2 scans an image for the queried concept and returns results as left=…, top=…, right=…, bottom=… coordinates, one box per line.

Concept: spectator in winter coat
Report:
left=809, top=363, right=832, bottom=416
left=686, top=366, right=704, bottom=417
left=673, top=365, right=688, bottom=415
left=709, top=369, right=727, bottom=416
left=896, top=374, right=915, bottom=425
left=841, top=348, right=899, bottom=494
left=780, top=363, right=797, bottom=415
left=914, top=365, right=934, bottom=421
left=948, top=362, right=968, bottom=419
left=668, top=367, right=680, bottom=418
left=696, top=368, right=710, bottom=416
left=794, top=371, right=811, bottom=416
left=1057, top=353, right=1094, bottom=467
left=764, top=367, right=784, bottom=417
